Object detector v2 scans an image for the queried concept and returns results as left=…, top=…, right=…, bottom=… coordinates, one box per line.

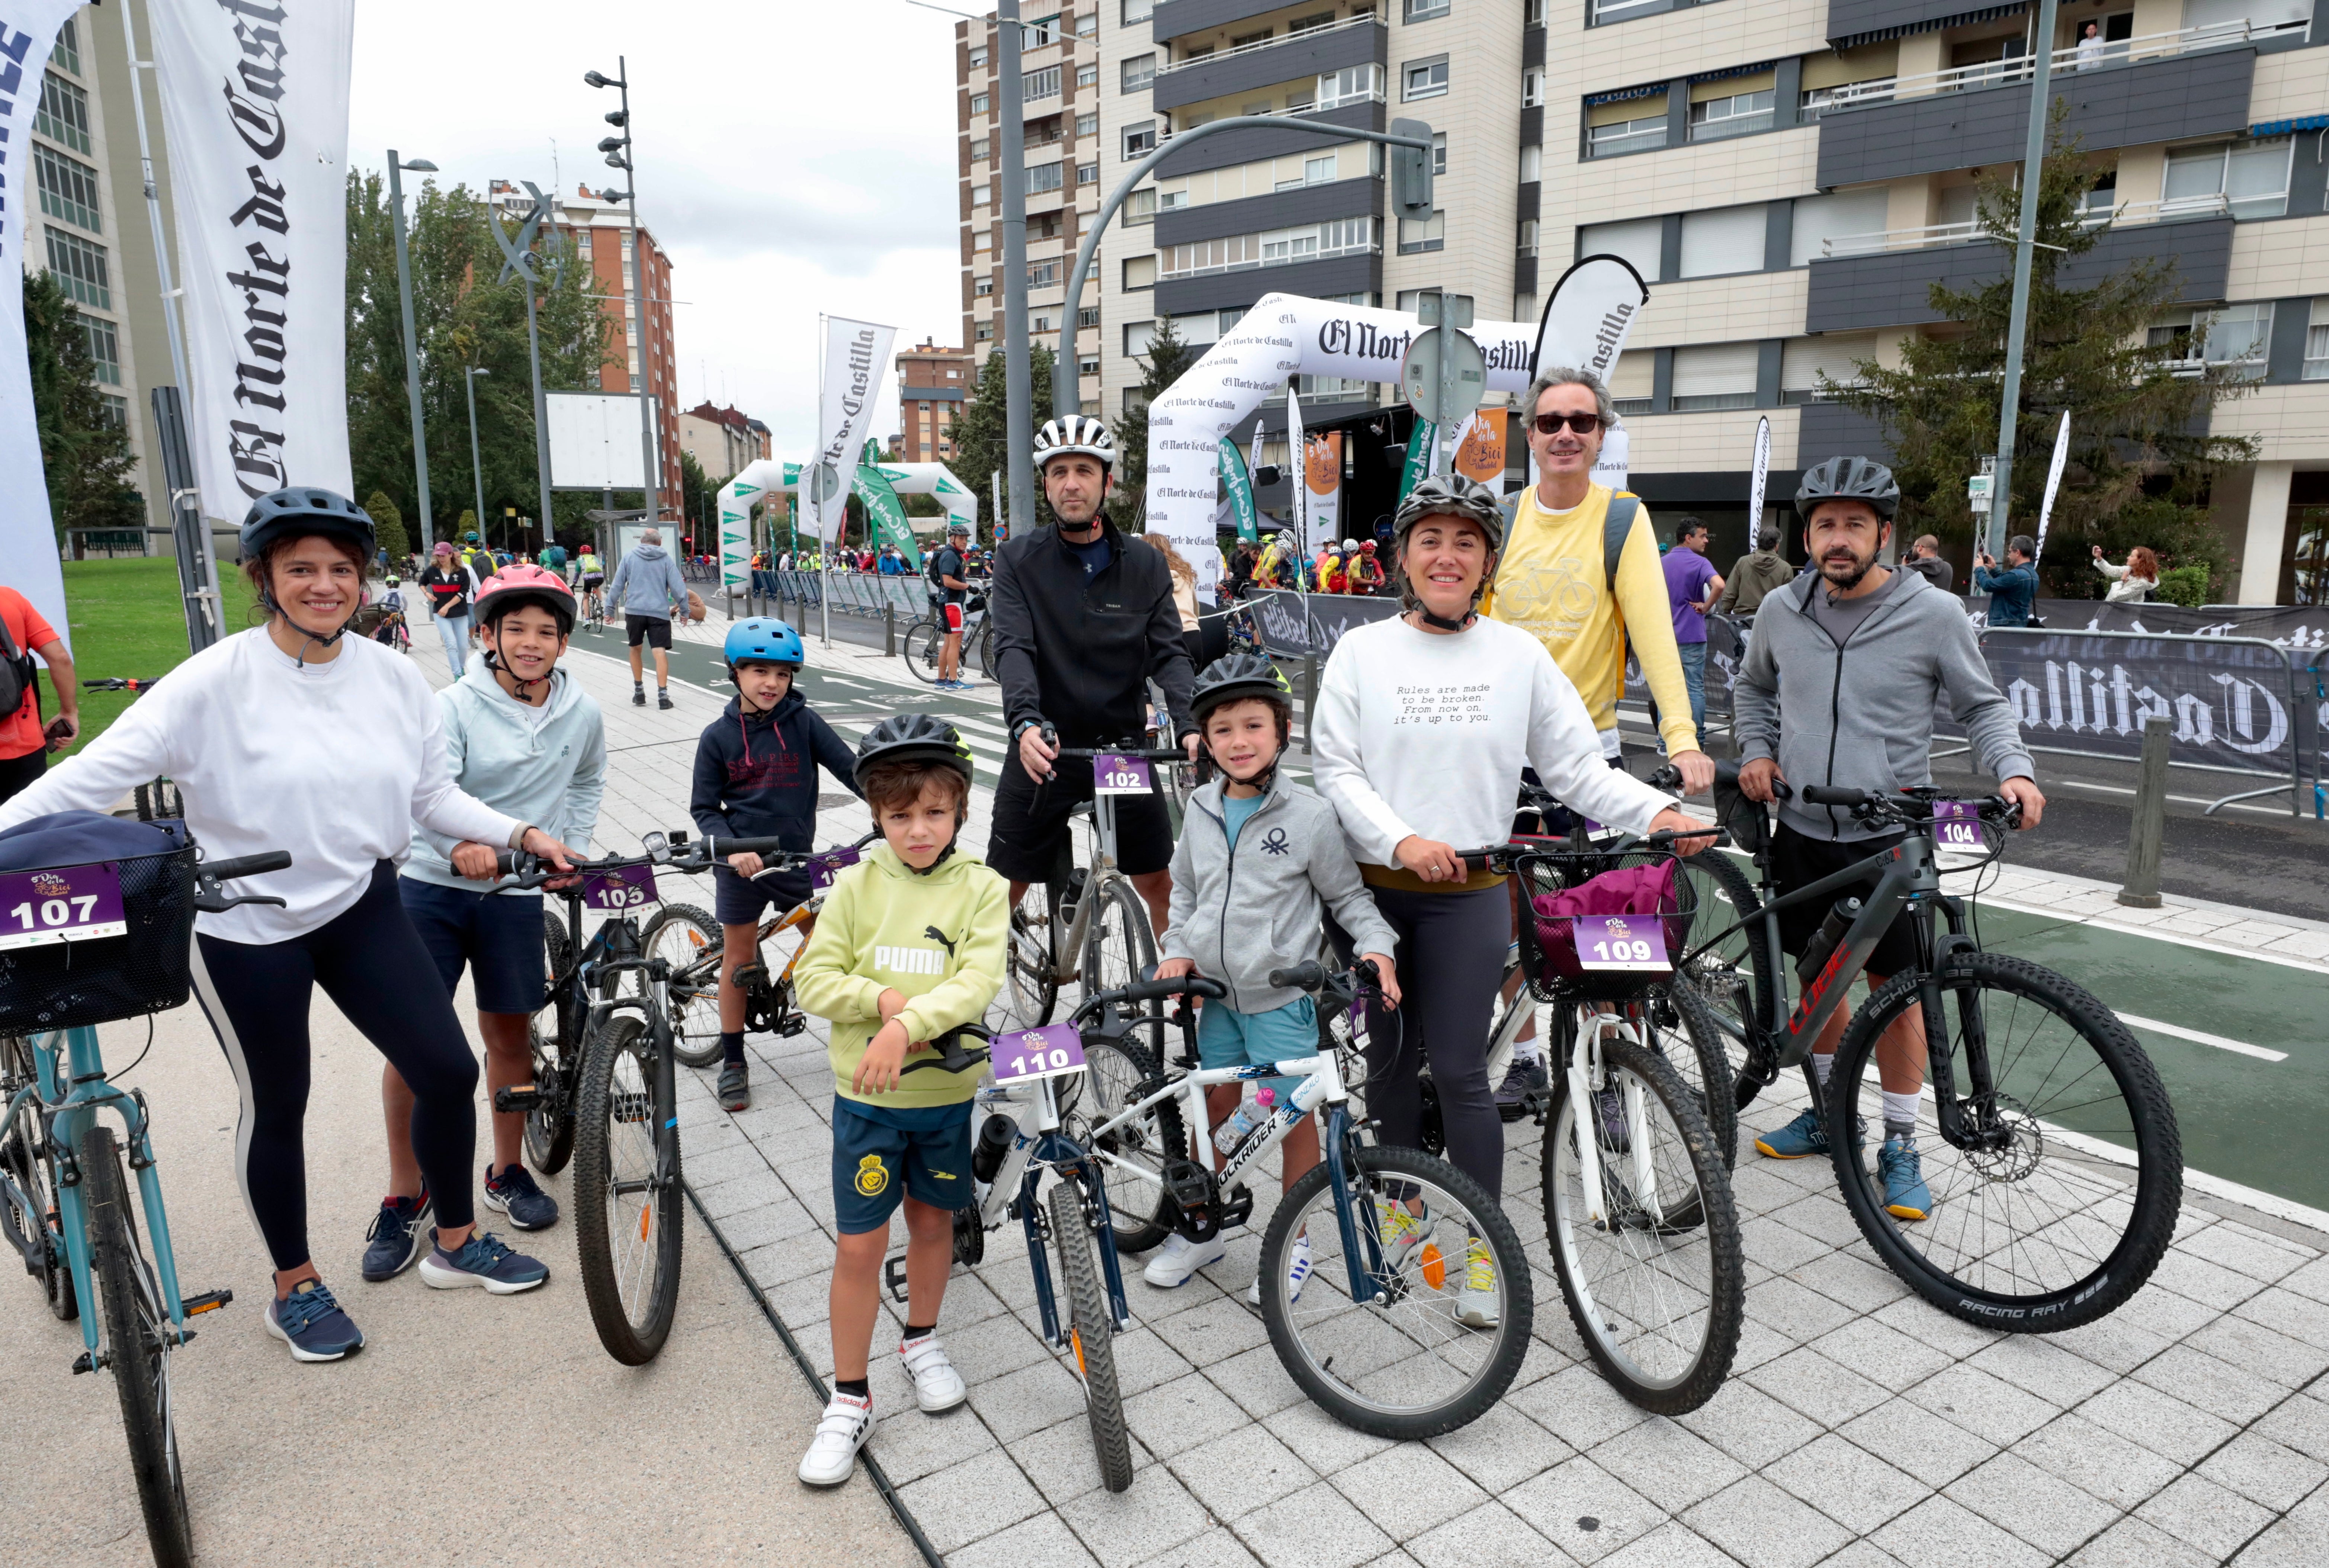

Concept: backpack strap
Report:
left=1603, top=493, right=1640, bottom=591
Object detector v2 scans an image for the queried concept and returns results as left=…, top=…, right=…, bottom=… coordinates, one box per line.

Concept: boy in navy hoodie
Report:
left=689, top=618, right=860, bottom=1110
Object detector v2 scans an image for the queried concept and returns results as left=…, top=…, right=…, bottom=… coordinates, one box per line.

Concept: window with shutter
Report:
left=1679, top=205, right=1765, bottom=278
left=1789, top=189, right=1890, bottom=265
left=1780, top=333, right=1876, bottom=402
left=1579, top=216, right=1663, bottom=282
left=1669, top=343, right=1759, bottom=411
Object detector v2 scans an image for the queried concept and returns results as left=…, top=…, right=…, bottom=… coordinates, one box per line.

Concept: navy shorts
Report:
left=831, top=1098, right=975, bottom=1234
left=398, top=877, right=547, bottom=1015
left=713, top=863, right=812, bottom=928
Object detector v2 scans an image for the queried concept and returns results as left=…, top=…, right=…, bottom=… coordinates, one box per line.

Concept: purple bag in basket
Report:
left=1530, top=861, right=1686, bottom=981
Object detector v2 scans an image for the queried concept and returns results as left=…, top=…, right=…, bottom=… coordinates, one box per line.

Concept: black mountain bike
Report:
left=1673, top=763, right=2182, bottom=1331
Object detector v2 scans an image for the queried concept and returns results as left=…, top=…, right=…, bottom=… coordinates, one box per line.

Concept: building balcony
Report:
left=1154, top=247, right=1380, bottom=316
left=1152, top=13, right=1386, bottom=113
left=1805, top=211, right=2233, bottom=332
left=1155, top=174, right=1383, bottom=246
left=1155, top=99, right=1384, bottom=179
left=1816, top=35, right=2260, bottom=188
left=1150, top=0, right=1300, bottom=41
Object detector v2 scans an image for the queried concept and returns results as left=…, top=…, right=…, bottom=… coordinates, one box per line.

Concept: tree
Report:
left=346, top=171, right=615, bottom=545
left=25, top=269, right=142, bottom=547
left=678, top=448, right=721, bottom=535
left=363, top=491, right=409, bottom=566
left=946, top=344, right=1056, bottom=537
left=1832, top=104, right=2254, bottom=598
left=1109, top=319, right=1198, bottom=531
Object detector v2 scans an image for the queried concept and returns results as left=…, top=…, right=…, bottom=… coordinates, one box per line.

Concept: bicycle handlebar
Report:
left=1051, top=745, right=1190, bottom=762
left=83, top=677, right=160, bottom=692
left=194, top=849, right=291, bottom=913
left=1267, top=957, right=1379, bottom=993
left=898, top=1024, right=993, bottom=1076
left=1795, top=785, right=2023, bottom=827
left=492, top=831, right=808, bottom=887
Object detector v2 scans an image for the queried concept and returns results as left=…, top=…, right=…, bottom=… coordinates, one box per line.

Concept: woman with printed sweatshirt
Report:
left=1311, top=475, right=1703, bottom=1327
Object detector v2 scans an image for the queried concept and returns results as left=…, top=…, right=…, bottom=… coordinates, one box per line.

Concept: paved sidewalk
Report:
left=446, top=621, right=2329, bottom=1568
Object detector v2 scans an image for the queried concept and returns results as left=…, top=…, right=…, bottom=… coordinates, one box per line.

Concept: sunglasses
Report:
left=1531, top=412, right=1605, bottom=436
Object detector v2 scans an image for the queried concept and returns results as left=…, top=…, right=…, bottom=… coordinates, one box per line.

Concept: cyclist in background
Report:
left=987, top=417, right=1197, bottom=935
left=1734, top=457, right=2045, bottom=1220
left=1482, top=366, right=1717, bottom=1111
left=366, top=566, right=604, bottom=1281
left=538, top=536, right=567, bottom=582
left=0, top=488, right=574, bottom=1360
left=927, top=521, right=974, bottom=690
left=577, top=546, right=606, bottom=619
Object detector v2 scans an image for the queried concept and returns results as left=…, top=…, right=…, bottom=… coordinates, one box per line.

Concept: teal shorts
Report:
left=1196, top=996, right=1318, bottom=1104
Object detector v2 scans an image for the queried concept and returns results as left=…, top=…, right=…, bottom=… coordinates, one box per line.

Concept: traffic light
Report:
left=1390, top=117, right=1434, bottom=222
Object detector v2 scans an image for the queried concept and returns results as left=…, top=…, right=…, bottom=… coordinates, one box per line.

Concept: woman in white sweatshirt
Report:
left=2091, top=544, right=2159, bottom=604
left=0, top=489, right=578, bottom=1362
left=1311, top=475, right=1702, bottom=1326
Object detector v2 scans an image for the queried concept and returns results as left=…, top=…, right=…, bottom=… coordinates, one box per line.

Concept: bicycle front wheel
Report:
left=526, top=911, right=580, bottom=1173
left=80, top=1125, right=193, bottom=1567
left=1646, top=984, right=1740, bottom=1168
left=1007, top=882, right=1062, bottom=1027
left=899, top=619, right=946, bottom=684
left=1673, top=851, right=1781, bottom=1113
left=1543, top=1035, right=1743, bottom=1414
left=1069, top=1035, right=1183, bottom=1254
left=1826, top=953, right=2181, bottom=1332
left=1049, top=1180, right=1133, bottom=1493
left=1081, top=879, right=1157, bottom=1009
left=1260, top=1142, right=1533, bottom=1440
left=574, top=1015, right=684, bottom=1363
left=642, top=905, right=725, bottom=1069
left=1, top=1036, right=76, bottom=1320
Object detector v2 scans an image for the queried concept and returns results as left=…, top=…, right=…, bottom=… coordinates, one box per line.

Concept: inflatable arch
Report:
left=715, top=459, right=978, bottom=594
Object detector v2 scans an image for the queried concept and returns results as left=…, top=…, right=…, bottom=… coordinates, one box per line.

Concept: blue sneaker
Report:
left=417, top=1228, right=549, bottom=1295
left=1755, top=1106, right=1830, bottom=1160
left=1879, top=1138, right=1932, bottom=1221
left=265, top=1279, right=365, bottom=1362
left=482, top=1163, right=559, bottom=1231
left=360, top=1188, right=432, bottom=1282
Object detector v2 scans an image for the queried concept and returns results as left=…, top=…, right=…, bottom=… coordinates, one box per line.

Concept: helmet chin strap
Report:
left=484, top=648, right=551, bottom=699
left=263, top=587, right=352, bottom=669
left=1415, top=606, right=1475, bottom=632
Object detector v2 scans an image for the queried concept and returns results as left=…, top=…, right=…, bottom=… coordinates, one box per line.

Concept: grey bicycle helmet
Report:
left=238, top=487, right=376, bottom=561
left=853, top=714, right=975, bottom=790
left=1391, top=473, right=1505, bottom=552
left=1190, top=653, right=1293, bottom=726
left=1794, top=456, right=1899, bottom=521
left=1033, top=415, right=1116, bottom=472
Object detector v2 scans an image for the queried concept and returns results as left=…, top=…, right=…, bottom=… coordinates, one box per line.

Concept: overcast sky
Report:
left=347, top=0, right=966, bottom=457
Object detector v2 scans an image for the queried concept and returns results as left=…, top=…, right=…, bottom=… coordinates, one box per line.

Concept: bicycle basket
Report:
left=1515, top=848, right=1694, bottom=1003
left=0, top=824, right=200, bottom=1034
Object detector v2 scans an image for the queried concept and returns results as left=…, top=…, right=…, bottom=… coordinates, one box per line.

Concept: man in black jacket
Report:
left=990, top=416, right=1198, bottom=933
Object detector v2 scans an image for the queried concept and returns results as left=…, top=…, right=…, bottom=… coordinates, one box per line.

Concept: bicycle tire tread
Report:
left=573, top=1015, right=684, bottom=1364
left=81, top=1124, right=193, bottom=1567
left=1049, top=1181, right=1135, bottom=1492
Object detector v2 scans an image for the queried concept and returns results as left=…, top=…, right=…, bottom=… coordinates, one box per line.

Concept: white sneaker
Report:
left=1248, top=1233, right=1313, bottom=1307
left=798, top=1391, right=875, bottom=1487
left=1455, top=1235, right=1500, bottom=1330
left=899, top=1333, right=968, bottom=1413
left=1142, top=1231, right=1227, bottom=1288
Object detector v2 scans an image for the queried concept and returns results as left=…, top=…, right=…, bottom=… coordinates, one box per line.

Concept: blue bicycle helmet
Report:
left=724, top=617, right=805, bottom=668
left=238, top=487, right=376, bottom=562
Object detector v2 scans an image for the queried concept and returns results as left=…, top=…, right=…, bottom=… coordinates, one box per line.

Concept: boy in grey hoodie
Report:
left=1153, top=655, right=1398, bottom=1299
left=366, top=569, right=605, bottom=1279
left=1732, top=457, right=2043, bottom=1222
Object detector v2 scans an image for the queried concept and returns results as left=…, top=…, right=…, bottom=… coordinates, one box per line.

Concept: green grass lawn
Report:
left=47, top=558, right=262, bottom=749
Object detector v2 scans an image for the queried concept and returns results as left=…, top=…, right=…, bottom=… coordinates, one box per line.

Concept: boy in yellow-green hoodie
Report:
left=790, top=715, right=1007, bottom=1488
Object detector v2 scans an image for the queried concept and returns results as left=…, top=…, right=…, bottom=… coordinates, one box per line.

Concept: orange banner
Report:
left=1453, top=413, right=1506, bottom=484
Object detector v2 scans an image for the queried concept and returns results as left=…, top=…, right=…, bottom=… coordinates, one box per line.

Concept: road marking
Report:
left=1978, top=893, right=2329, bottom=976
left=2115, top=1012, right=2288, bottom=1063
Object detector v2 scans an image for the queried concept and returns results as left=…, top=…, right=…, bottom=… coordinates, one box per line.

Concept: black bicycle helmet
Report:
left=853, top=714, right=975, bottom=790
left=1794, top=456, right=1899, bottom=521
left=1391, top=473, right=1505, bottom=552
left=238, top=487, right=376, bottom=562
left=1190, top=653, right=1293, bottom=727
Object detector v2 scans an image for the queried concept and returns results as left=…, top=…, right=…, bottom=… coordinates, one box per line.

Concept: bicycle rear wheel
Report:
left=1647, top=983, right=1739, bottom=1168
left=1081, top=879, right=1157, bottom=1009
left=1007, top=882, right=1062, bottom=1027
left=1542, top=1035, right=1743, bottom=1415
left=642, top=905, right=725, bottom=1069
left=526, top=913, right=579, bottom=1175
left=574, top=1015, right=684, bottom=1363
left=899, top=619, right=946, bottom=684
left=1068, top=1037, right=1183, bottom=1254
left=1825, top=953, right=2182, bottom=1332
left=1049, top=1180, right=1134, bottom=1492
left=80, top=1125, right=193, bottom=1567
left=1672, top=851, right=1780, bottom=1113
left=1260, top=1142, right=1532, bottom=1439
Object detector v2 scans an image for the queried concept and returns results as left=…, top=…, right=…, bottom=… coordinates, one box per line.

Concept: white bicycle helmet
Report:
left=1033, top=415, right=1116, bottom=472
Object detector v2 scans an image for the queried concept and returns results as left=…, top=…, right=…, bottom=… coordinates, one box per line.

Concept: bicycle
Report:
left=581, top=582, right=609, bottom=632
left=1670, top=764, right=2183, bottom=1330
left=901, top=590, right=993, bottom=686
left=493, top=826, right=799, bottom=1364
left=1457, top=834, right=1745, bottom=1413
left=648, top=831, right=882, bottom=1070
left=1064, top=962, right=1535, bottom=1438
left=1, top=836, right=291, bottom=1567
left=1004, top=736, right=1186, bottom=1026
left=80, top=681, right=182, bottom=826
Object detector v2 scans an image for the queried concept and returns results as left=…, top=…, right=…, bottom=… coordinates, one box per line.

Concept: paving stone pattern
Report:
left=421, top=619, right=2329, bottom=1566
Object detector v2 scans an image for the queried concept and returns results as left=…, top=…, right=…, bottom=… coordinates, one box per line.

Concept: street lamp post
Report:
left=465, top=368, right=490, bottom=537
left=387, top=152, right=440, bottom=551
left=1987, top=0, right=2063, bottom=559
left=587, top=64, right=660, bottom=531
left=995, top=2, right=1034, bottom=540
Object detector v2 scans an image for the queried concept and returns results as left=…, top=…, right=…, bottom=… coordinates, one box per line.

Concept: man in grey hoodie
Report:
left=1732, top=457, right=2044, bottom=1222
left=606, top=527, right=692, bottom=710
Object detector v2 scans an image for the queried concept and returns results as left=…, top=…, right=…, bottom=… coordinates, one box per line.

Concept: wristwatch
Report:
left=1012, top=720, right=1046, bottom=745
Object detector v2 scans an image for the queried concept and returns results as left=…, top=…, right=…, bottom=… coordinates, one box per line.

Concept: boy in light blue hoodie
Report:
left=363, top=569, right=605, bottom=1283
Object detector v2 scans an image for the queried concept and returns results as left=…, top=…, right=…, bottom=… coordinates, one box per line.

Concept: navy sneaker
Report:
left=1755, top=1106, right=1830, bottom=1160
left=265, top=1279, right=365, bottom=1362
left=418, top=1228, right=549, bottom=1294
left=360, top=1188, right=432, bottom=1282
left=482, top=1163, right=559, bottom=1231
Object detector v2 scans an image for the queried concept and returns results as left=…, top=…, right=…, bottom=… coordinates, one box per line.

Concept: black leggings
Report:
left=1335, top=882, right=1513, bottom=1201
left=191, top=861, right=479, bottom=1271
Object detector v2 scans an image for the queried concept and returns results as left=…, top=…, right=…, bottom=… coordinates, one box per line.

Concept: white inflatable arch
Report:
left=1143, top=292, right=1544, bottom=594
left=715, top=458, right=978, bottom=594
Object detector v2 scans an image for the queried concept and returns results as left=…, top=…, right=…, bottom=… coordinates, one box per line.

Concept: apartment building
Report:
left=956, top=11, right=1107, bottom=414
left=896, top=340, right=976, bottom=460
left=679, top=402, right=766, bottom=479
left=496, top=182, right=685, bottom=505
left=29, top=9, right=176, bottom=553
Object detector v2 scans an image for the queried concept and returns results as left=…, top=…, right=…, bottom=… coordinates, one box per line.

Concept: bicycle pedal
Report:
left=882, top=1254, right=912, bottom=1304
left=71, top=1349, right=101, bottom=1374
left=732, top=963, right=770, bottom=990
left=776, top=1014, right=807, bottom=1038
left=492, top=1084, right=548, bottom=1114
left=610, top=1092, right=653, bottom=1124
left=182, top=1288, right=234, bottom=1315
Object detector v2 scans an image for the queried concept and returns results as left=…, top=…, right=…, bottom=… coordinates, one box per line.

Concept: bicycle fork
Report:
left=1565, top=1011, right=1664, bottom=1230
